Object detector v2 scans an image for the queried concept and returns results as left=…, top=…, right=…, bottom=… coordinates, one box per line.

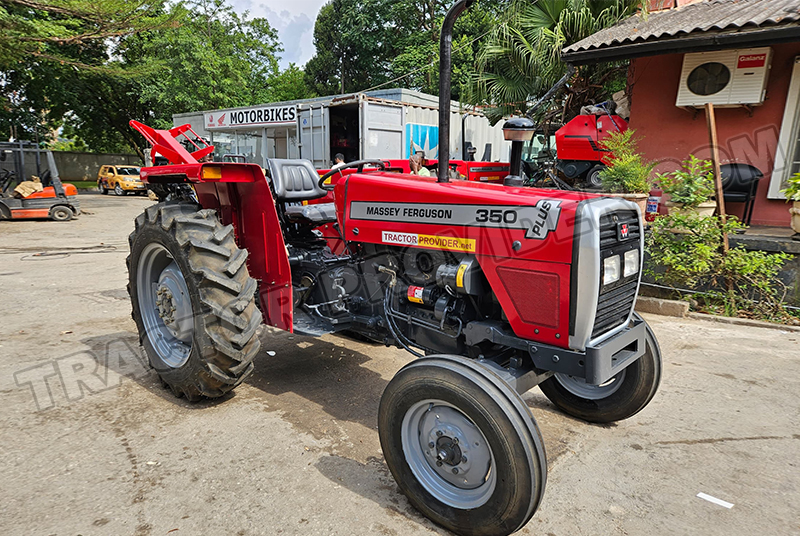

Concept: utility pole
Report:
left=705, top=102, right=729, bottom=253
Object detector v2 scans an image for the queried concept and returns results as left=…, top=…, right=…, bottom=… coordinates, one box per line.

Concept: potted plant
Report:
left=599, top=129, right=654, bottom=215
left=658, top=155, right=717, bottom=217
left=780, top=172, right=800, bottom=235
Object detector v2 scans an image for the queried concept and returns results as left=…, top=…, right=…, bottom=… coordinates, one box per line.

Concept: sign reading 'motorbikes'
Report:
left=204, top=105, right=297, bottom=129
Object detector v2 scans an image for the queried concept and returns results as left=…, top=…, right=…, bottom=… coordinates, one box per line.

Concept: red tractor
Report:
left=554, top=104, right=628, bottom=189
left=126, top=2, right=661, bottom=534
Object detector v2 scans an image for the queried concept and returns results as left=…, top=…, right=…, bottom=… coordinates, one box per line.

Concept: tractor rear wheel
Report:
left=379, top=355, right=546, bottom=536
left=127, top=202, right=261, bottom=401
left=538, top=314, right=661, bottom=423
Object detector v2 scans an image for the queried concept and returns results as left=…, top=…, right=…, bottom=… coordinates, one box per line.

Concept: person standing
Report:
left=332, top=153, right=346, bottom=170
left=409, top=153, right=431, bottom=177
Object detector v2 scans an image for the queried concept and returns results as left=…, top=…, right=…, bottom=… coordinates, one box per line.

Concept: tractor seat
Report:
left=266, top=158, right=327, bottom=202
left=284, top=202, right=338, bottom=225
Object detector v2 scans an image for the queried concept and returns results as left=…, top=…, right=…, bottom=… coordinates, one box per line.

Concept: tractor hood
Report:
left=336, top=172, right=603, bottom=263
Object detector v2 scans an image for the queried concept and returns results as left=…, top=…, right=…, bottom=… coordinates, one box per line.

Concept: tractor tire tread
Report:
left=128, top=202, right=262, bottom=401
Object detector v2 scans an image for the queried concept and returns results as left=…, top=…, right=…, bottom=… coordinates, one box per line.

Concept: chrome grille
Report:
left=592, top=210, right=640, bottom=339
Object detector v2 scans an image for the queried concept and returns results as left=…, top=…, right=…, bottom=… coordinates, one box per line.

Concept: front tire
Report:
left=584, top=164, right=606, bottom=190
left=127, top=203, right=261, bottom=401
left=379, top=356, right=546, bottom=536
left=50, top=205, right=73, bottom=221
left=115, top=184, right=126, bottom=196
left=539, top=315, right=662, bottom=423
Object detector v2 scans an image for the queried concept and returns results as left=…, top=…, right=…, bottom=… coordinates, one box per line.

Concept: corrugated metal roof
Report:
left=563, top=0, right=800, bottom=55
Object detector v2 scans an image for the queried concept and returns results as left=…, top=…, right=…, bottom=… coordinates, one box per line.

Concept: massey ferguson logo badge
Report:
left=618, top=222, right=629, bottom=241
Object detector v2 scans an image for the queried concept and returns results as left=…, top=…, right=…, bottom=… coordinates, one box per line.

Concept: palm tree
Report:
left=469, top=0, right=644, bottom=124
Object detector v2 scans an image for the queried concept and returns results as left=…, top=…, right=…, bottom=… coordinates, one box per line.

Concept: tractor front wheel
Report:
left=538, top=314, right=662, bottom=423
left=127, top=203, right=262, bottom=400
left=379, top=355, right=546, bottom=536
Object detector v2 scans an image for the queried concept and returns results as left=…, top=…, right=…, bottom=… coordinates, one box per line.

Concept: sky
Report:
left=230, top=0, right=326, bottom=69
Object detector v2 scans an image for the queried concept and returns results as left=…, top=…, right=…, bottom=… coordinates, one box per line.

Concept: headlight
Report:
left=624, top=249, right=639, bottom=278
left=603, top=255, right=620, bottom=286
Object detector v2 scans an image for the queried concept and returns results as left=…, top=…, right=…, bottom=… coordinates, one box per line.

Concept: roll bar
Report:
left=437, top=0, right=475, bottom=183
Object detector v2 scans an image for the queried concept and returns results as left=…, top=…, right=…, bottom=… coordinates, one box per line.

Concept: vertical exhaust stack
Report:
left=437, top=0, right=474, bottom=183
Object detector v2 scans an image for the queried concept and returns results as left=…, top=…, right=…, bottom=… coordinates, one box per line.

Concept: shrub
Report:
left=646, top=213, right=791, bottom=320
left=599, top=129, right=654, bottom=193
left=780, top=172, right=800, bottom=201
left=657, top=155, right=715, bottom=208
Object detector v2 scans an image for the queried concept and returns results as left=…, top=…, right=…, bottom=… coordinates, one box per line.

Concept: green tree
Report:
left=305, top=0, right=500, bottom=99
left=389, top=0, right=501, bottom=99
left=265, top=64, right=315, bottom=102
left=1, top=0, right=313, bottom=157
left=305, top=0, right=395, bottom=96
left=469, top=0, right=643, bottom=123
left=0, top=0, right=175, bottom=68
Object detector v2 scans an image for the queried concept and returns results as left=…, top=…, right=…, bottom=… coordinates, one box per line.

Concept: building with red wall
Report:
left=563, top=0, right=800, bottom=227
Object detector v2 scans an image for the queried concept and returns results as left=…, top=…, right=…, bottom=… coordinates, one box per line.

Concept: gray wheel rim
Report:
left=115, top=185, right=123, bottom=195
left=589, top=170, right=602, bottom=188
left=52, top=208, right=69, bottom=220
left=554, top=369, right=626, bottom=400
left=401, top=399, right=496, bottom=509
left=137, top=243, right=193, bottom=368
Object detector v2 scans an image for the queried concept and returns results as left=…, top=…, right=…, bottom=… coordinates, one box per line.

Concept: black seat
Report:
left=721, top=163, right=762, bottom=225
left=266, top=158, right=327, bottom=201
left=266, top=158, right=336, bottom=225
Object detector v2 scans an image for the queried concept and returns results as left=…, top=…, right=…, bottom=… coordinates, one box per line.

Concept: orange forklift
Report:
left=0, top=142, right=80, bottom=221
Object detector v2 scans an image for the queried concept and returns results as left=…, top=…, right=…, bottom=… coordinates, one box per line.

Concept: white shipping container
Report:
left=174, top=88, right=510, bottom=169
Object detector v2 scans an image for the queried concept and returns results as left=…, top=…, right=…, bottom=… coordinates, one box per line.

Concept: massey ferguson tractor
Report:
left=126, top=2, right=661, bottom=534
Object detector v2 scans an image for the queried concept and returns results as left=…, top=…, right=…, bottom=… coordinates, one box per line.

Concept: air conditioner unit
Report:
left=676, top=47, right=772, bottom=107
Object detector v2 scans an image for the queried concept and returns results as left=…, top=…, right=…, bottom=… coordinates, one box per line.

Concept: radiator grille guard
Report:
left=569, top=198, right=644, bottom=352
left=592, top=210, right=641, bottom=338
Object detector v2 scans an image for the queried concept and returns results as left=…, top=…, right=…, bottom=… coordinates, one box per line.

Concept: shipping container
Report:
left=172, top=88, right=510, bottom=169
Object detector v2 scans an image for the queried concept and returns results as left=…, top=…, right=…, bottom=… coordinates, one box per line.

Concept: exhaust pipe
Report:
left=437, top=0, right=474, bottom=183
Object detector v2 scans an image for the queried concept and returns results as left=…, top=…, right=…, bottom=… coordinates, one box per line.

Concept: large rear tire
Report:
left=127, top=203, right=261, bottom=401
left=538, top=315, right=661, bottom=423
left=379, top=355, right=546, bottom=536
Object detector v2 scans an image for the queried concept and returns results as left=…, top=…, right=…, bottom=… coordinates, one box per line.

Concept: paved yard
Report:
left=1, top=193, right=798, bottom=535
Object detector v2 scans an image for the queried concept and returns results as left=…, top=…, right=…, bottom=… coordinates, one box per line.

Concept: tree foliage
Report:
left=468, top=0, right=643, bottom=123
left=1, top=0, right=314, bottom=157
left=0, top=0, right=175, bottom=68
left=305, top=0, right=502, bottom=99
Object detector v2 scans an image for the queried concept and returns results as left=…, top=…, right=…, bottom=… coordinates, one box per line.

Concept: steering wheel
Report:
left=318, top=159, right=387, bottom=191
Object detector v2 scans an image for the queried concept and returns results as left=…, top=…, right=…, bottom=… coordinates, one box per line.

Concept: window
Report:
left=210, top=132, right=235, bottom=161
left=770, top=55, right=800, bottom=198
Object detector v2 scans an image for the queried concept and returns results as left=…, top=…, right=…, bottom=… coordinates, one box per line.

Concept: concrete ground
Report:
left=1, top=193, right=798, bottom=536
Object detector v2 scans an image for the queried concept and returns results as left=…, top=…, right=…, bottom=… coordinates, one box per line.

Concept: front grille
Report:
left=599, top=211, right=641, bottom=248
left=592, top=210, right=640, bottom=339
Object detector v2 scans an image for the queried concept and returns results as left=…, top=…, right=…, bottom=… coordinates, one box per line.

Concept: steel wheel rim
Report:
left=52, top=208, right=69, bottom=220
left=401, top=399, right=496, bottom=509
left=137, top=243, right=193, bottom=368
left=554, top=369, right=626, bottom=400
left=115, top=185, right=123, bottom=195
